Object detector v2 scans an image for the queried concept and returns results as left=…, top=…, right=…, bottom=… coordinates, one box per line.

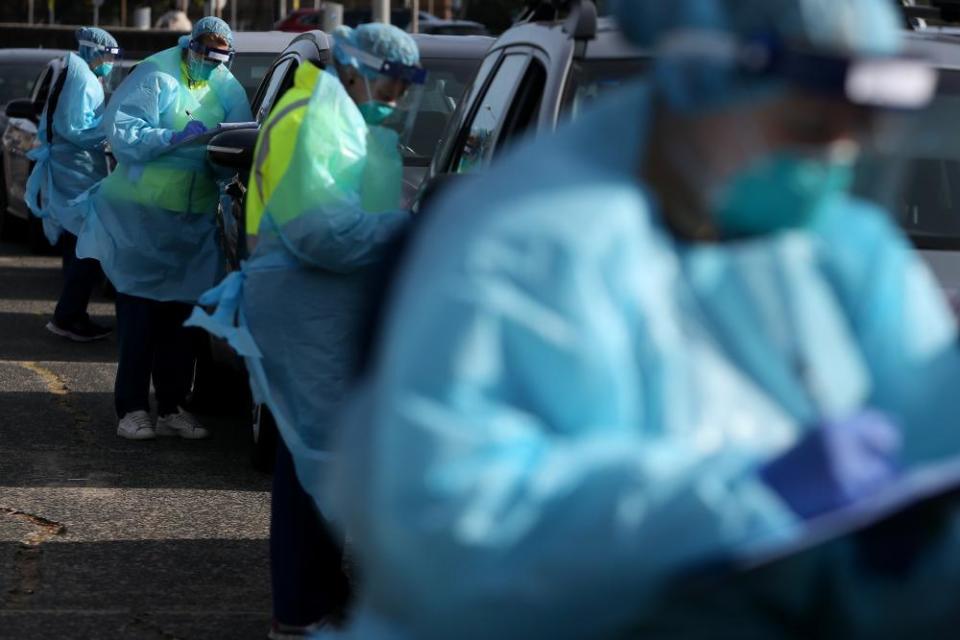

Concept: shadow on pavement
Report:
left=0, top=538, right=270, bottom=640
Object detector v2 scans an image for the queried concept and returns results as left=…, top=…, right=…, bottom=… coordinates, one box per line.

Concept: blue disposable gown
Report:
left=25, top=52, right=109, bottom=245
left=187, top=71, right=408, bottom=497
left=76, top=44, right=252, bottom=302
left=319, top=83, right=960, bottom=639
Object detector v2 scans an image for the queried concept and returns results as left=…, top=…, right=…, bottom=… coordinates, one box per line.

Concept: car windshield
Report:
left=231, top=53, right=281, bottom=104
left=0, top=61, right=46, bottom=104
left=854, top=69, right=960, bottom=249
left=564, top=58, right=647, bottom=120
left=386, top=56, right=483, bottom=167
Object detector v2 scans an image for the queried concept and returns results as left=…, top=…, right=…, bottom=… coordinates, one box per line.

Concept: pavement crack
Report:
left=1, top=508, right=66, bottom=608
left=18, top=361, right=94, bottom=436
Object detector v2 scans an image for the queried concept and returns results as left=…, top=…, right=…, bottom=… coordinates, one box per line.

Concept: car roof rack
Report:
left=516, top=0, right=598, bottom=41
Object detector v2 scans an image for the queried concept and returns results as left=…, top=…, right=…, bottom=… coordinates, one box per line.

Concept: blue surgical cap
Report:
left=332, top=24, right=420, bottom=79
left=190, top=16, right=234, bottom=47
left=612, top=0, right=904, bottom=111
left=75, top=26, right=118, bottom=62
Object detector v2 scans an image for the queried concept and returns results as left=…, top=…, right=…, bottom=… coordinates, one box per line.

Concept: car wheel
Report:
left=251, top=403, right=278, bottom=473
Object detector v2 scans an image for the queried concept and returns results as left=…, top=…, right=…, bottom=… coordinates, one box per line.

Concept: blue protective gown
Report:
left=76, top=44, right=252, bottom=303
left=25, top=52, right=109, bottom=246
left=319, top=83, right=960, bottom=639
left=187, top=71, right=408, bottom=497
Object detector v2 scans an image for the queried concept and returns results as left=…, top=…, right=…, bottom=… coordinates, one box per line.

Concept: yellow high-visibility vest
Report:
left=246, top=61, right=322, bottom=236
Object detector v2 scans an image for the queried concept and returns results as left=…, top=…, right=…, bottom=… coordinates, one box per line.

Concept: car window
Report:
left=232, top=52, right=285, bottom=106
left=385, top=56, right=485, bottom=167
left=252, top=58, right=296, bottom=123
left=31, top=63, right=56, bottom=109
left=453, top=54, right=530, bottom=174
left=563, top=58, right=649, bottom=120
left=854, top=69, right=960, bottom=249
left=0, top=61, right=47, bottom=105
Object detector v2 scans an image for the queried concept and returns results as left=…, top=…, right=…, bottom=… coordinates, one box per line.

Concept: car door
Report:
left=218, top=55, right=300, bottom=270
left=3, top=61, right=56, bottom=219
left=446, top=48, right=548, bottom=175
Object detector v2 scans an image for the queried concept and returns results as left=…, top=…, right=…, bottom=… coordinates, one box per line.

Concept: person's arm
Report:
left=108, top=70, right=178, bottom=164
left=54, top=68, right=106, bottom=151
left=818, top=202, right=960, bottom=464
left=330, top=204, right=796, bottom=637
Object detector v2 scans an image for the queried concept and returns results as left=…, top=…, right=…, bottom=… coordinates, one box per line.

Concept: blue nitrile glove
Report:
left=760, top=411, right=903, bottom=520
left=169, top=120, right=208, bottom=146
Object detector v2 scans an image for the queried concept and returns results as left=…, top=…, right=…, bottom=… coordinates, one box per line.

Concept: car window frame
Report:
left=431, top=49, right=503, bottom=175
left=30, top=60, right=58, bottom=109
left=251, top=55, right=298, bottom=123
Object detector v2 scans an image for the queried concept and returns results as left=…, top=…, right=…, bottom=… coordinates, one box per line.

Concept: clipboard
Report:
left=168, top=121, right=258, bottom=150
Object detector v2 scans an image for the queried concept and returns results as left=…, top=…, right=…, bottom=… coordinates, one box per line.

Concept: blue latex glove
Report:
left=169, top=120, right=208, bottom=146
left=760, top=411, right=902, bottom=520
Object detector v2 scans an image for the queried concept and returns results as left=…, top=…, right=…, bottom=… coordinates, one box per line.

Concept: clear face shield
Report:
left=186, top=38, right=235, bottom=82
left=78, top=40, right=122, bottom=79
left=650, top=37, right=939, bottom=241
left=339, top=43, right=428, bottom=151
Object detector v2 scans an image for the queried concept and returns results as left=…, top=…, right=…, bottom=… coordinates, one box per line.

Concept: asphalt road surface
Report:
left=0, top=239, right=273, bottom=639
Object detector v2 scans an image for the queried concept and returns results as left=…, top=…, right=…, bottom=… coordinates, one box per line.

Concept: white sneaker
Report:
left=156, top=408, right=210, bottom=440
left=117, top=410, right=156, bottom=440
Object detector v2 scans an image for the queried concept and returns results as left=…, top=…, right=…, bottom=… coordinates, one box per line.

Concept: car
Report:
left=343, top=8, right=489, bottom=36
left=416, top=3, right=645, bottom=207
left=273, top=8, right=326, bottom=33
left=877, top=31, right=960, bottom=312
left=0, top=48, right=69, bottom=240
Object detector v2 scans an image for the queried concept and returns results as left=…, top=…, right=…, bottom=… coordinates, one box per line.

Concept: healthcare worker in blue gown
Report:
left=26, top=27, right=119, bottom=343
left=319, top=1, right=960, bottom=638
left=187, top=23, right=422, bottom=636
left=77, top=17, right=251, bottom=441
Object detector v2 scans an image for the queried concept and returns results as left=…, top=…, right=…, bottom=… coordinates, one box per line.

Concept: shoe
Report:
left=117, top=410, right=156, bottom=440
left=46, top=317, right=113, bottom=342
left=156, top=408, right=210, bottom=440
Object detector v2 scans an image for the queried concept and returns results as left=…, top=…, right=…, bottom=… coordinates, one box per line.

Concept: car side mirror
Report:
left=207, top=126, right=260, bottom=171
left=5, top=99, right=38, bottom=122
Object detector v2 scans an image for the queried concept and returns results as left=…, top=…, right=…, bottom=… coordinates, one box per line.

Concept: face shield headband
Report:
left=188, top=39, right=235, bottom=66
left=78, top=40, right=122, bottom=61
left=338, top=42, right=427, bottom=86
left=655, top=30, right=939, bottom=112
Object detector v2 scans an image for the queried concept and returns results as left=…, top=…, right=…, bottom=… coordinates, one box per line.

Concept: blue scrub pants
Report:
left=54, top=231, right=103, bottom=327
left=271, top=439, right=351, bottom=626
left=114, top=293, right=196, bottom=418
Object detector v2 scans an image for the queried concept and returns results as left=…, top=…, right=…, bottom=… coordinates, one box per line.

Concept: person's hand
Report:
left=760, top=411, right=902, bottom=520
left=169, top=120, right=208, bottom=145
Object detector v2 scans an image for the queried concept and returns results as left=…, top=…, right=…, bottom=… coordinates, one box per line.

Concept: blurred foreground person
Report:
left=77, top=17, right=251, bottom=440
left=322, top=1, right=960, bottom=638
left=27, top=27, right=119, bottom=342
left=187, top=23, right=423, bottom=638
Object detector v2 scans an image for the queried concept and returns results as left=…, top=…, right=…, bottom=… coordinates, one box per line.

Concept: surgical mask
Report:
left=187, top=53, right=219, bottom=83
left=712, top=147, right=856, bottom=238
left=358, top=101, right=395, bottom=126
left=93, top=62, right=113, bottom=78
